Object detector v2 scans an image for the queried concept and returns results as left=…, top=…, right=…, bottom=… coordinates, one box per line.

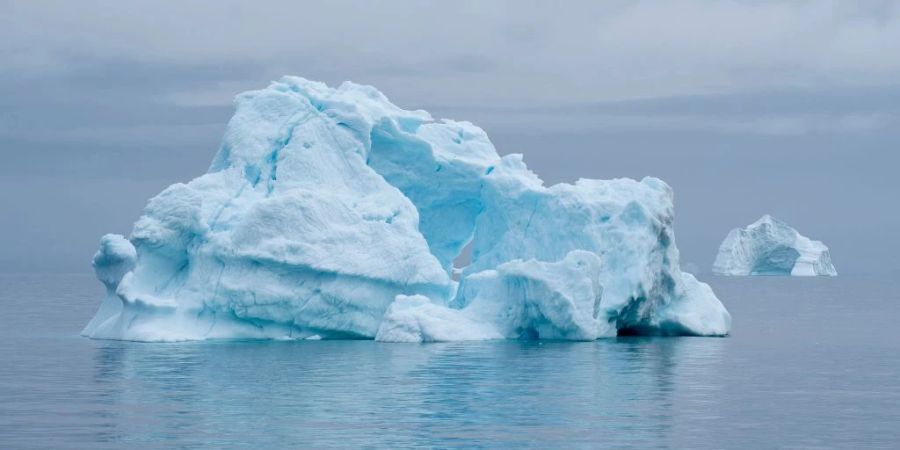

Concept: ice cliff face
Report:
left=713, top=215, right=837, bottom=277
left=82, top=76, right=731, bottom=342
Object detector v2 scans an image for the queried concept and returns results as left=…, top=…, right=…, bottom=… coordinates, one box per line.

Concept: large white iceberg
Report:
left=82, top=76, right=730, bottom=342
left=713, top=215, right=837, bottom=276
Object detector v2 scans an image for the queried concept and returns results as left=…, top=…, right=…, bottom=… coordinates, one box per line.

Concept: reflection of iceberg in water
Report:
left=90, top=342, right=209, bottom=444
left=402, top=338, right=727, bottom=447
left=87, top=338, right=725, bottom=448
left=647, top=338, right=727, bottom=447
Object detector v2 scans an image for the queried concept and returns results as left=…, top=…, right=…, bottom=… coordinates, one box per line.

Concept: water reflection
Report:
left=80, top=337, right=724, bottom=449
left=4, top=274, right=899, bottom=448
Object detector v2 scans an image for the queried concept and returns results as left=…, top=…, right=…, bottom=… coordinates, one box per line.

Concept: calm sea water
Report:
left=1, top=273, right=898, bottom=449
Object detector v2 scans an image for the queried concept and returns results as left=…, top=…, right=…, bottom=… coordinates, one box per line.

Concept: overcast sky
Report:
left=1, top=0, right=899, bottom=274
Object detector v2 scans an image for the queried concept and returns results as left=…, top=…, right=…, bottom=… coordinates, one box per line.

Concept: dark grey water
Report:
left=1, top=274, right=898, bottom=449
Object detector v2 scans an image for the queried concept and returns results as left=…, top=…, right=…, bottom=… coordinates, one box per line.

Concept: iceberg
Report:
left=713, top=215, right=837, bottom=276
left=82, top=76, right=730, bottom=342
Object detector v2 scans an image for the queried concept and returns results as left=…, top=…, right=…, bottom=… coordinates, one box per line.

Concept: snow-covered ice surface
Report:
left=713, top=215, right=837, bottom=277
left=82, top=76, right=731, bottom=342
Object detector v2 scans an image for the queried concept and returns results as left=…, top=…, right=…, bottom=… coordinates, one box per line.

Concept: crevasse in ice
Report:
left=82, top=77, right=731, bottom=342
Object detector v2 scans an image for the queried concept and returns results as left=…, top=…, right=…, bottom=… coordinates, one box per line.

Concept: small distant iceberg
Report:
left=713, top=215, right=837, bottom=277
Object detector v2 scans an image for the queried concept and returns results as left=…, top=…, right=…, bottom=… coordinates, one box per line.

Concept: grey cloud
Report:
left=423, top=86, right=900, bottom=136
left=4, top=1, right=900, bottom=104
